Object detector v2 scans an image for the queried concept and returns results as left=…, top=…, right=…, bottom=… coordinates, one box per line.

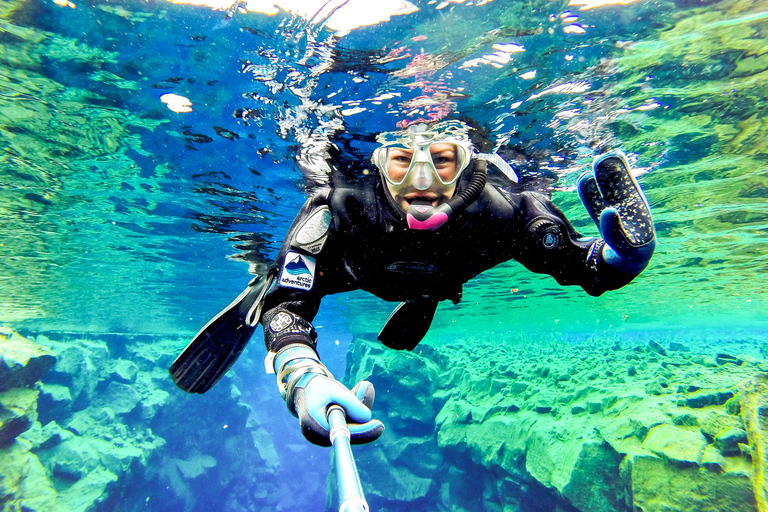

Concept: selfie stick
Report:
left=327, top=405, right=369, bottom=512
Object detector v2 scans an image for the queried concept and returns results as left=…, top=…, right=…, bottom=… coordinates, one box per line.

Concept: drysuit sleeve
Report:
left=510, top=191, right=642, bottom=296
left=260, top=190, right=349, bottom=354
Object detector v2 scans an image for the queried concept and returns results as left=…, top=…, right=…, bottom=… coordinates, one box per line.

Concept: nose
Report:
left=411, top=162, right=433, bottom=190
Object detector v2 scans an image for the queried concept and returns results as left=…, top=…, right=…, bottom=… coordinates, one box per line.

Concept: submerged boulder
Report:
left=0, top=328, right=58, bottom=511
left=0, top=327, right=55, bottom=392
left=343, top=334, right=766, bottom=512
left=0, top=388, right=39, bottom=446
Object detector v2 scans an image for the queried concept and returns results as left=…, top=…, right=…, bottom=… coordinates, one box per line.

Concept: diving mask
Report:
left=371, top=120, right=475, bottom=196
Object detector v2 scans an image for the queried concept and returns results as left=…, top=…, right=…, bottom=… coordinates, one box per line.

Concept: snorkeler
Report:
left=170, top=119, right=656, bottom=447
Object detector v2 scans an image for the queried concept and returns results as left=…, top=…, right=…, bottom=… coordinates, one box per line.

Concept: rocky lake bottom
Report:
left=1, top=325, right=767, bottom=512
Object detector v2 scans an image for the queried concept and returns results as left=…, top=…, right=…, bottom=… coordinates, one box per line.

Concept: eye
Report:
left=432, top=153, right=456, bottom=166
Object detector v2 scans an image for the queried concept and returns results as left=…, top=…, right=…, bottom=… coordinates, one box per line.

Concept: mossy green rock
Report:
left=0, top=388, right=38, bottom=446
left=642, top=424, right=707, bottom=466
left=0, top=328, right=55, bottom=392
left=345, top=334, right=764, bottom=511
left=623, top=452, right=755, bottom=512
left=0, top=440, right=57, bottom=512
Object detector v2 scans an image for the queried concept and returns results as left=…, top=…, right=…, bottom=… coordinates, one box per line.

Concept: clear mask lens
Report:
left=372, top=120, right=475, bottom=197
left=377, top=142, right=471, bottom=189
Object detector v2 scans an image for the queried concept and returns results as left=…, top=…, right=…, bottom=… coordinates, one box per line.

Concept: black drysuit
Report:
left=259, top=166, right=638, bottom=354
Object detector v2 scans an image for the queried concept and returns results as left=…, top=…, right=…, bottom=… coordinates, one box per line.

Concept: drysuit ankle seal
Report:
left=406, top=159, right=487, bottom=231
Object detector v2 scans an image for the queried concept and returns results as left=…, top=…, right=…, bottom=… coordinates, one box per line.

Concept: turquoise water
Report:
left=1, top=0, right=767, bottom=510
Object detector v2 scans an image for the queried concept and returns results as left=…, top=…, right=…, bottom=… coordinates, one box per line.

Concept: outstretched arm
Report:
left=509, top=151, right=655, bottom=296
left=260, top=192, right=383, bottom=447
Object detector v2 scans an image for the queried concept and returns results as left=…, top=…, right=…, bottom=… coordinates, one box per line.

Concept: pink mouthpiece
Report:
left=407, top=212, right=449, bottom=231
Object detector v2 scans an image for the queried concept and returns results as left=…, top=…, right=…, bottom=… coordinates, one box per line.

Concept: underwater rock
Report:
left=623, top=450, right=755, bottom=512
left=0, top=327, right=55, bottom=391
left=701, top=444, right=727, bottom=472
left=138, top=388, right=171, bottom=420
left=343, top=334, right=766, bottom=512
left=37, top=383, right=73, bottom=422
left=0, top=439, right=57, bottom=512
left=683, top=388, right=736, bottom=408
left=101, top=381, right=142, bottom=415
left=174, top=454, right=217, bottom=479
left=56, top=467, right=118, bottom=512
left=8, top=331, right=279, bottom=512
left=699, top=410, right=743, bottom=438
left=17, top=448, right=58, bottom=512
left=37, top=421, right=74, bottom=450
left=109, top=359, right=139, bottom=383
left=716, top=353, right=744, bottom=366
left=559, top=436, right=626, bottom=512
left=0, top=328, right=59, bottom=511
left=738, top=374, right=768, bottom=511
left=251, top=429, right=280, bottom=470
left=648, top=339, right=667, bottom=356
left=714, top=427, right=749, bottom=456
left=0, top=388, right=39, bottom=446
left=626, top=408, right=669, bottom=440
left=531, top=390, right=557, bottom=414
left=642, top=424, right=707, bottom=466
left=44, top=340, right=107, bottom=405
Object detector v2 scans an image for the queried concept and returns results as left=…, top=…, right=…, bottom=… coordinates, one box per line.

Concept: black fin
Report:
left=169, top=273, right=273, bottom=394
left=377, top=300, right=437, bottom=351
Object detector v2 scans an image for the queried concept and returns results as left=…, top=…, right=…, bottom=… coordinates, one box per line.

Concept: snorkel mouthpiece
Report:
left=406, top=200, right=453, bottom=231
left=405, top=158, right=489, bottom=231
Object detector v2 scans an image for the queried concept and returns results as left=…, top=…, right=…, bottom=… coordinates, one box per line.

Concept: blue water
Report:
left=2, top=0, right=768, bottom=510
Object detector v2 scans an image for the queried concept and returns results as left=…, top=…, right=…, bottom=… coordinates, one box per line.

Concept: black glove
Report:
left=577, top=150, right=656, bottom=273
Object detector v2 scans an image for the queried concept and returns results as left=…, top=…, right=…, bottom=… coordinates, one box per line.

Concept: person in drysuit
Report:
left=170, top=119, right=656, bottom=447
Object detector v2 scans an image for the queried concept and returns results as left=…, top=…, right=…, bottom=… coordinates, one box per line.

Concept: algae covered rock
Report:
left=623, top=451, right=755, bottom=512
left=0, top=328, right=58, bottom=511
left=642, top=424, right=708, bottom=466
left=0, top=388, right=40, bottom=446
left=343, top=333, right=766, bottom=512
left=0, top=440, right=57, bottom=512
left=738, top=374, right=768, bottom=510
left=0, top=327, right=55, bottom=391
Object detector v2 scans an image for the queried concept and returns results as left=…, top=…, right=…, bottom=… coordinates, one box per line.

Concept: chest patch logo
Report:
left=386, top=261, right=439, bottom=274
left=279, top=251, right=316, bottom=291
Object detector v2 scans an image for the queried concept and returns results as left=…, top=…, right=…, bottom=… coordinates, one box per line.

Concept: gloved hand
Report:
left=273, top=344, right=384, bottom=447
left=577, top=150, right=656, bottom=274
left=292, top=373, right=384, bottom=447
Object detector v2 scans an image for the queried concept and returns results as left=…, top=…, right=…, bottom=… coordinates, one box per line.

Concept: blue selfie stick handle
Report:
left=327, top=405, right=369, bottom=512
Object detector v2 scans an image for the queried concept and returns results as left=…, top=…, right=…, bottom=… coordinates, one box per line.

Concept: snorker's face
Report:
left=372, top=120, right=475, bottom=217
left=385, top=143, right=458, bottom=212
